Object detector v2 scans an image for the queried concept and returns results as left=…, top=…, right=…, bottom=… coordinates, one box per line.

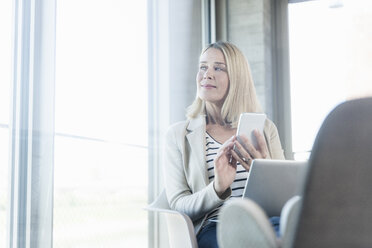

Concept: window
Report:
left=0, top=1, right=12, bottom=246
left=289, top=0, right=372, bottom=160
left=54, top=0, right=148, bottom=247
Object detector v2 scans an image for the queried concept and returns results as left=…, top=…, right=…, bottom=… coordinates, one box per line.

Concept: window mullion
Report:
left=8, top=0, right=56, bottom=247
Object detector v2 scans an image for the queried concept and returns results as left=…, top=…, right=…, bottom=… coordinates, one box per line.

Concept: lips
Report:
left=202, top=84, right=216, bottom=89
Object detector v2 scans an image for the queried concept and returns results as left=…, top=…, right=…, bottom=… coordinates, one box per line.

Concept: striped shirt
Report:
left=205, top=132, right=249, bottom=222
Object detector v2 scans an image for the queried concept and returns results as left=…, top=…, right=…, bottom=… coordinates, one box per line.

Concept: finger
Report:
left=215, top=142, right=236, bottom=166
left=231, top=149, right=251, bottom=171
left=234, top=140, right=253, bottom=161
left=236, top=134, right=250, bottom=151
left=223, top=142, right=236, bottom=155
left=216, top=141, right=234, bottom=156
left=228, top=149, right=238, bottom=166
left=237, top=135, right=261, bottom=159
left=223, top=135, right=237, bottom=146
left=254, top=130, right=268, bottom=158
left=231, top=148, right=244, bottom=165
left=229, top=159, right=237, bottom=169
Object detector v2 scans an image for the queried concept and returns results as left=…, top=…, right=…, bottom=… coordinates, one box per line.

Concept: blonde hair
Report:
left=186, top=41, right=262, bottom=128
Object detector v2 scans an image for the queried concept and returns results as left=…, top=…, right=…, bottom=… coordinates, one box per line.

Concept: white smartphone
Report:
left=236, top=113, right=266, bottom=149
left=230, top=113, right=266, bottom=163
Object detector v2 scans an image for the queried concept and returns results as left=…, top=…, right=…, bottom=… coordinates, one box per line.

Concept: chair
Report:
left=217, top=195, right=302, bottom=248
left=145, top=190, right=198, bottom=248
left=218, top=97, right=372, bottom=247
left=291, top=97, right=372, bottom=247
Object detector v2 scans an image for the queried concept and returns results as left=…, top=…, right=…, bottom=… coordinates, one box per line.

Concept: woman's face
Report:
left=196, top=48, right=229, bottom=107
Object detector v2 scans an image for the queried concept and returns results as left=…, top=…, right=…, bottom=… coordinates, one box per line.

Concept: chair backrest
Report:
left=146, top=190, right=198, bottom=248
left=291, top=97, right=372, bottom=247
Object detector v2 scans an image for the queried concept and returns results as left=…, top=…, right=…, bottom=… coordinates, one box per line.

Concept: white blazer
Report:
left=163, top=115, right=285, bottom=234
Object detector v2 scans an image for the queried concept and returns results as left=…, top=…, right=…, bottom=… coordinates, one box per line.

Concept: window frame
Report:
left=8, top=0, right=56, bottom=246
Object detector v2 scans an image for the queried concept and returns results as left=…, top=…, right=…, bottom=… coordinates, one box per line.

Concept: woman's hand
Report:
left=231, top=129, right=269, bottom=171
left=213, top=136, right=237, bottom=197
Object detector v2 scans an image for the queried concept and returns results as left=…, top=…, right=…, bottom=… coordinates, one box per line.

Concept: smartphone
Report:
left=236, top=113, right=266, bottom=149
left=229, top=113, right=266, bottom=163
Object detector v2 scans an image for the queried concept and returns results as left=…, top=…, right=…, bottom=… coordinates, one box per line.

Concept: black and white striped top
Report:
left=205, top=132, right=249, bottom=222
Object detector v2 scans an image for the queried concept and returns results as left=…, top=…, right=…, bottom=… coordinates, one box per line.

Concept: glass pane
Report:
left=54, top=0, right=148, bottom=247
left=0, top=129, right=9, bottom=247
left=0, top=0, right=12, bottom=247
left=54, top=136, right=147, bottom=247
left=289, top=0, right=372, bottom=159
left=55, top=0, right=148, bottom=146
left=0, top=1, right=12, bottom=125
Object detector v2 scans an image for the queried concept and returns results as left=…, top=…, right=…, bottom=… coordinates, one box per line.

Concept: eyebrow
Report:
left=199, top=61, right=226, bottom=66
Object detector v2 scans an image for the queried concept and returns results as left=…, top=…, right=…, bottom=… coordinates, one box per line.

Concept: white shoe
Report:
left=217, top=198, right=279, bottom=248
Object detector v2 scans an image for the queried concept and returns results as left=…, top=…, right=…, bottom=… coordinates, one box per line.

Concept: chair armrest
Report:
left=279, top=195, right=302, bottom=247
left=145, top=190, right=198, bottom=248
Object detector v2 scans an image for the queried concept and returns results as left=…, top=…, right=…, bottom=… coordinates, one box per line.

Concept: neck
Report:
left=206, top=102, right=225, bottom=126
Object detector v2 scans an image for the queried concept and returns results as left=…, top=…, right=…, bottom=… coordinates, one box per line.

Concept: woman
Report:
left=163, top=41, right=285, bottom=248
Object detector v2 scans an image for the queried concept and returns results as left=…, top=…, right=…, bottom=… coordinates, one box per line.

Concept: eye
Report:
left=215, top=66, right=225, bottom=72
left=199, top=65, right=207, bottom=71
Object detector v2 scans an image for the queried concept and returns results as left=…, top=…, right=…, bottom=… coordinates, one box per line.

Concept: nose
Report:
left=203, top=68, right=213, bottom=79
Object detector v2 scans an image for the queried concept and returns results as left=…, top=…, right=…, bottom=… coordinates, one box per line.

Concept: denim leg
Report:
left=197, top=221, right=219, bottom=248
left=269, top=216, right=281, bottom=237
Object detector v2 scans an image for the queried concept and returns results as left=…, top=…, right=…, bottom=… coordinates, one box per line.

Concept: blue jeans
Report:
left=197, top=217, right=281, bottom=248
left=269, top=216, right=281, bottom=237
left=197, top=221, right=218, bottom=248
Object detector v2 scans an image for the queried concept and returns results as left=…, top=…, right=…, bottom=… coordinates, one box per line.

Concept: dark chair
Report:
left=291, top=97, right=372, bottom=247
left=218, top=97, right=372, bottom=248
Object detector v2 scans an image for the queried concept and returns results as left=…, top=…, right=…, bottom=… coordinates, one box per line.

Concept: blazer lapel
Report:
left=185, top=116, right=209, bottom=186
